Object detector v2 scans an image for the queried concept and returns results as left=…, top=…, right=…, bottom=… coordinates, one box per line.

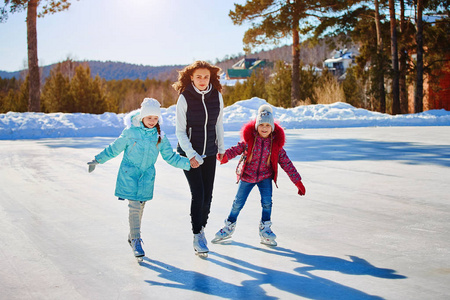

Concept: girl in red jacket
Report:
left=213, top=104, right=306, bottom=246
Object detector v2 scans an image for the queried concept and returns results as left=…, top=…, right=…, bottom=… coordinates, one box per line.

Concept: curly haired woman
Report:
left=173, top=61, right=225, bottom=256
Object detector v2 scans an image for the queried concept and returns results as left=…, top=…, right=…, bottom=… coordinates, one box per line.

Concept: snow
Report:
left=1, top=97, right=450, bottom=140
left=1, top=98, right=450, bottom=299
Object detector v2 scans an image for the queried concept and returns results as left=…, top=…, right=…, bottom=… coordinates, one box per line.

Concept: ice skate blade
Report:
left=260, top=239, right=277, bottom=246
left=195, top=251, right=208, bottom=258
left=211, top=236, right=232, bottom=243
left=136, top=256, right=144, bottom=263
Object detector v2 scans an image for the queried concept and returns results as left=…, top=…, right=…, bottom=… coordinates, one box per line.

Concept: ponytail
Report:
left=155, top=123, right=162, bottom=145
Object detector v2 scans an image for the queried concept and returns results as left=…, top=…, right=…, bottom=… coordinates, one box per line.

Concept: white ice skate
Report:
left=259, top=221, right=277, bottom=246
left=193, top=232, right=209, bottom=258
left=211, top=220, right=236, bottom=243
left=200, top=227, right=208, bottom=246
left=128, top=238, right=145, bottom=262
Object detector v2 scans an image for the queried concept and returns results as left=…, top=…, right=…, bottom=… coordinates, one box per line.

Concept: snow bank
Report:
left=1, top=98, right=449, bottom=140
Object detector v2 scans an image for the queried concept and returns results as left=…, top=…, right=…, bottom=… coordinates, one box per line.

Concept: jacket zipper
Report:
left=129, top=141, right=137, bottom=154
left=192, top=83, right=212, bottom=157
left=256, top=138, right=264, bottom=180
left=201, top=94, right=208, bottom=156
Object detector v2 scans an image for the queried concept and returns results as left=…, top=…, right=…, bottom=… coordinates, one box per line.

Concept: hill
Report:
left=0, top=41, right=343, bottom=81
left=0, top=61, right=185, bottom=82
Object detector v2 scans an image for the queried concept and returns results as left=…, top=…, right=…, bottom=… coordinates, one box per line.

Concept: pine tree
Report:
left=0, top=0, right=74, bottom=112
left=299, top=64, right=321, bottom=104
left=414, top=0, right=424, bottom=113
left=389, top=0, right=400, bottom=114
left=1, top=76, right=28, bottom=112
left=229, top=0, right=338, bottom=107
left=267, top=61, right=292, bottom=108
left=41, top=63, right=72, bottom=112
left=70, top=65, right=107, bottom=113
left=342, top=67, right=365, bottom=108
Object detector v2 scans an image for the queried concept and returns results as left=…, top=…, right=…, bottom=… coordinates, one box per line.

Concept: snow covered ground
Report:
left=1, top=99, right=450, bottom=299
left=1, top=98, right=450, bottom=139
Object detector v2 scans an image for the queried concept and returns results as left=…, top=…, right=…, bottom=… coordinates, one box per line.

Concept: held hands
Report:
left=87, top=159, right=99, bottom=173
left=296, top=180, right=306, bottom=196
left=190, top=153, right=204, bottom=168
left=216, top=153, right=228, bottom=164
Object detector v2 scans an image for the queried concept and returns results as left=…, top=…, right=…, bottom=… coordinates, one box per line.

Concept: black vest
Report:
left=177, top=84, right=220, bottom=157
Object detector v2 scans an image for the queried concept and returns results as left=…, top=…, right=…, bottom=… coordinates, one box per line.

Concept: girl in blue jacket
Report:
left=87, top=98, right=191, bottom=261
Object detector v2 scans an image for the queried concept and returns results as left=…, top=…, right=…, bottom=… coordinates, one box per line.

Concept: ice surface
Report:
left=1, top=126, right=449, bottom=299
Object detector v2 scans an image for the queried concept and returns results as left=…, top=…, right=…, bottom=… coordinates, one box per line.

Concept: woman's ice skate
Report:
left=259, top=221, right=277, bottom=246
left=211, top=220, right=236, bottom=243
left=128, top=238, right=145, bottom=262
left=194, top=232, right=209, bottom=258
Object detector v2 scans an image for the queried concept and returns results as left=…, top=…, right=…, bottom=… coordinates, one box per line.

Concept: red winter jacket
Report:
left=222, top=120, right=301, bottom=187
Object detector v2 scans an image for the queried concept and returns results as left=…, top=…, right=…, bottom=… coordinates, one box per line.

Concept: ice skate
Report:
left=128, top=238, right=145, bottom=262
left=211, top=220, right=236, bottom=243
left=193, top=233, right=209, bottom=258
left=259, top=221, right=277, bottom=246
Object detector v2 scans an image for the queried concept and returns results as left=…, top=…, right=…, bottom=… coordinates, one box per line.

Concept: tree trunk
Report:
left=27, top=0, right=40, bottom=112
left=374, top=0, right=386, bottom=113
left=389, top=0, right=400, bottom=114
left=414, top=0, right=424, bottom=113
left=399, top=0, right=408, bottom=113
left=291, top=26, right=300, bottom=107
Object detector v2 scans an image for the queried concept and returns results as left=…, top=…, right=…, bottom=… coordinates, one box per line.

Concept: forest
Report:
left=0, top=0, right=449, bottom=115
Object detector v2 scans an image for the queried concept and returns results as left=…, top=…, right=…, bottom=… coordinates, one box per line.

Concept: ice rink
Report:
left=1, top=126, right=449, bottom=299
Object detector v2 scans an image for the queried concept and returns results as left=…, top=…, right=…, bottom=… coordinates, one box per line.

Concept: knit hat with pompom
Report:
left=255, top=104, right=274, bottom=131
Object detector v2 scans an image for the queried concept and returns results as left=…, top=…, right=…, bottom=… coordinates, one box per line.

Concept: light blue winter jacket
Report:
left=95, top=112, right=190, bottom=201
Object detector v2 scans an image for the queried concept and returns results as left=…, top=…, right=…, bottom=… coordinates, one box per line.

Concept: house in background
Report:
left=323, top=49, right=357, bottom=78
left=226, top=58, right=271, bottom=79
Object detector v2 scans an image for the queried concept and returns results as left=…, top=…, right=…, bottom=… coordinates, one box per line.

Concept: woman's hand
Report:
left=216, top=153, right=228, bottom=164
left=190, top=157, right=200, bottom=168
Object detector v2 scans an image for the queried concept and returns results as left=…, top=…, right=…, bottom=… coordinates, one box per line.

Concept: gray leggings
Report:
left=128, top=200, right=146, bottom=240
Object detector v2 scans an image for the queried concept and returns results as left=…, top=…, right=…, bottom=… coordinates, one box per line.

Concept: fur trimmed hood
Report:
left=123, top=109, right=165, bottom=138
left=124, top=109, right=164, bottom=129
left=123, top=110, right=141, bottom=129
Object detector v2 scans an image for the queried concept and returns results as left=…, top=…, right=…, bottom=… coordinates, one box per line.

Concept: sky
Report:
left=1, top=98, right=450, bottom=140
left=1, top=98, right=449, bottom=299
left=0, top=0, right=257, bottom=72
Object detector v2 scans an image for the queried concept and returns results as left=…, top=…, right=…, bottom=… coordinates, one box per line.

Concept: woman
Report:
left=173, top=61, right=225, bottom=256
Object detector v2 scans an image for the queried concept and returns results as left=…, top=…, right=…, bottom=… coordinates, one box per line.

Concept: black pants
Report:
left=183, top=155, right=217, bottom=234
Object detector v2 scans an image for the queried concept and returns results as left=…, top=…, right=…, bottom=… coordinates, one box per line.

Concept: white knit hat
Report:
left=139, top=98, right=161, bottom=121
left=255, top=104, right=274, bottom=131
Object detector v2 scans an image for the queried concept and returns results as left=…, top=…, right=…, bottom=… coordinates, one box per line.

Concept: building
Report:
left=226, top=58, right=271, bottom=79
left=323, top=49, right=357, bottom=78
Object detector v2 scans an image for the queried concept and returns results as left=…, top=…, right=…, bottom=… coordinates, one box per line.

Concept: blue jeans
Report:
left=227, top=178, right=273, bottom=223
